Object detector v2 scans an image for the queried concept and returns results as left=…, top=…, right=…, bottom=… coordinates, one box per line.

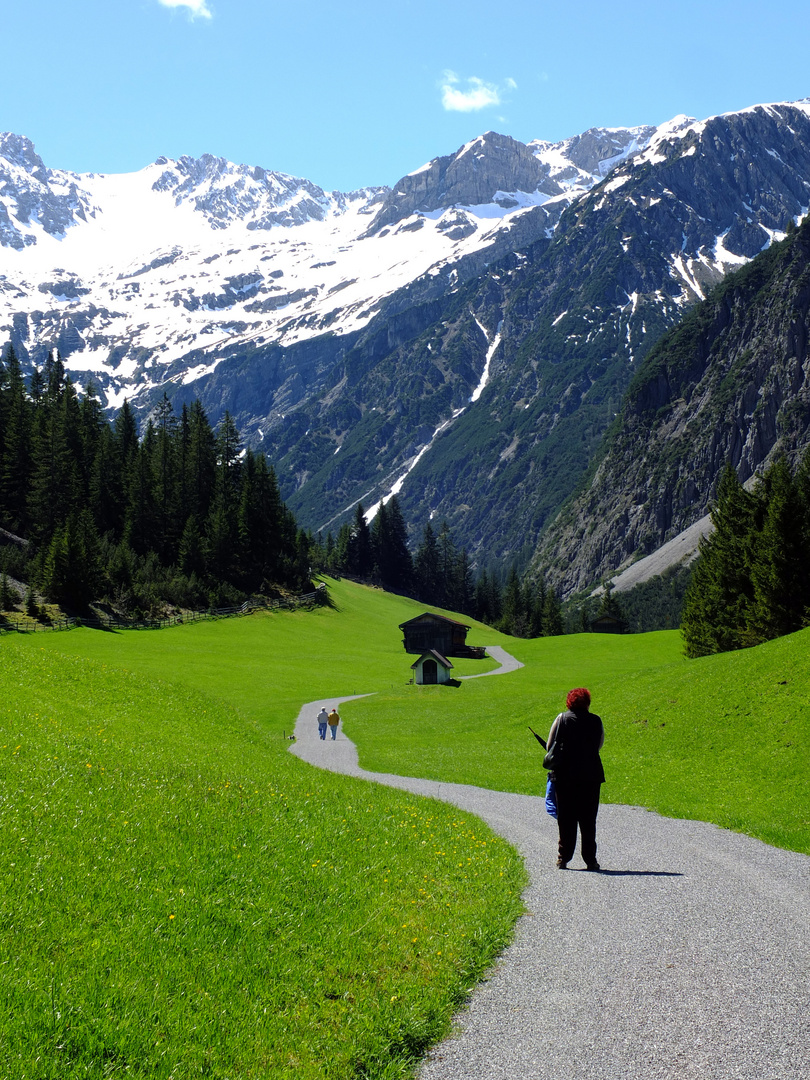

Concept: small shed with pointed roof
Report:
left=411, top=649, right=454, bottom=685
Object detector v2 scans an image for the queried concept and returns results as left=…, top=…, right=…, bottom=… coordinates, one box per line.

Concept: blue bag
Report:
left=545, top=777, right=558, bottom=819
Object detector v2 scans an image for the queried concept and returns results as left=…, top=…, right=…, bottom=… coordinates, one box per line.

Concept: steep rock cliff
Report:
left=533, top=214, right=810, bottom=596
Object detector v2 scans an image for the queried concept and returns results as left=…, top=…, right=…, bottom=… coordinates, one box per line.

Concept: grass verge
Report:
left=1, top=628, right=524, bottom=1079
left=343, top=626, right=810, bottom=855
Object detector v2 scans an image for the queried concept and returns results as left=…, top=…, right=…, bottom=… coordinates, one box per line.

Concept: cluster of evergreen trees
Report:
left=0, top=345, right=305, bottom=615
left=681, top=456, right=810, bottom=657
left=1, top=341, right=569, bottom=632
left=312, top=505, right=565, bottom=636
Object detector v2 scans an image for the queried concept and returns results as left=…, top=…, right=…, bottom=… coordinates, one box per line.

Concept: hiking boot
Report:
left=585, top=862, right=601, bottom=872
left=556, top=859, right=567, bottom=869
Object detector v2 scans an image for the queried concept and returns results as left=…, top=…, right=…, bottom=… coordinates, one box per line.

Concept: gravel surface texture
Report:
left=290, top=648, right=810, bottom=1079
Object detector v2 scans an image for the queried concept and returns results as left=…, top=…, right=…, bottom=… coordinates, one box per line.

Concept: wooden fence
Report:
left=0, top=584, right=328, bottom=635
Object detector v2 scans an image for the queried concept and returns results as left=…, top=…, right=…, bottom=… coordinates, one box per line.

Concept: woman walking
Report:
left=546, top=688, right=605, bottom=871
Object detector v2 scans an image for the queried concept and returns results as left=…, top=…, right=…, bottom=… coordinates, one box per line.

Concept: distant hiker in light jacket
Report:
left=546, top=687, right=605, bottom=871
left=327, top=708, right=340, bottom=740
left=317, top=707, right=329, bottom=740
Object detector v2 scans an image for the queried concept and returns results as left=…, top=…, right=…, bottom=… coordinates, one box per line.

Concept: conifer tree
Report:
left=746, top=457, right=807, bottom=643
left=681, top=465, right=759, bottom=657
left=499, top=566, right=525, bottom=635
left=542, top=586, right=564, bottom=636
left=526, top=578, right=547, bottom=637
left=437, top=521, right=456, bottom=608
left=151, top=393, right=180, bottom=562
left=0, top=571, right=15, bottom=611
left=414, top=521, right=441, bottom=604
left=0, top=345, right=33, bottom=531
left=89, top=423, right=124, bottom=538
left=124, top=421, right=159, bottom=555
left=205, top=412, right=241, bottom=579
left=346, top=503, right=373, bottom=577
left=40, top=508, right=102, bottom=609
left=370, top=497, right=414, bottom=591
left=27, top=364, right=82, bottom=545
left=386, top=496, right=414, bottom=593
left=451, top=547, right=474, bottom=616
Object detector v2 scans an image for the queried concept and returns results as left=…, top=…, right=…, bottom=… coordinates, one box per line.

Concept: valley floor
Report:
left=291, top=656, right=810, bottom=1080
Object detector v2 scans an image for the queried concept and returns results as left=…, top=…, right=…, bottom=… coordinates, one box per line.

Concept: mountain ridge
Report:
left=3, top=99, right=810, bottom=587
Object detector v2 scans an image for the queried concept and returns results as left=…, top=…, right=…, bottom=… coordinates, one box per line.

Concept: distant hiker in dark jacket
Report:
left=327, top=708, right=340, bottom=740
left=546, top=687, right=605, bottom=871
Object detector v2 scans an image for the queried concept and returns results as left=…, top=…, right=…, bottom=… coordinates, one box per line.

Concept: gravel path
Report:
left=290, top=650, right=810, bottom=1079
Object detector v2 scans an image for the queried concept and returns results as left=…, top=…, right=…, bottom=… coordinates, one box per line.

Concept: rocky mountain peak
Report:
left=0, top=133, right=48, bottom=178
left=365, top=130, right=565, bottom=235
left=149, top=151, right=338, bottom=230
left=0, top=135, right=98, bottom=249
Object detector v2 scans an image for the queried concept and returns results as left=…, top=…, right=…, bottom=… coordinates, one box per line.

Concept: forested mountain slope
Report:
left=3, top=102, right=810, bottom=573
left=533, top=214, right=810, bottom=596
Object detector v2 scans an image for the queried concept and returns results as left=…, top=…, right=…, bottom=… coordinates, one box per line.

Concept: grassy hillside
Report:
left=4, top=575, right=808, bottom=1077
left=0, top=595, right=523, bottom=1080
left=343, top=619, right=810, bottom=855
left=28, top=574, right=810, bottom=854
left=30, top=578, right=501, bottom=733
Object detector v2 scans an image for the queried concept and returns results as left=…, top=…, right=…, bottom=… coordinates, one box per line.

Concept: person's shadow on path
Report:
left=580, top=869, right=684, bottom=877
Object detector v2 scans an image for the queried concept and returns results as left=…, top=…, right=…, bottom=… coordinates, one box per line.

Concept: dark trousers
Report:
left=555, top=778, right=601, bottom=866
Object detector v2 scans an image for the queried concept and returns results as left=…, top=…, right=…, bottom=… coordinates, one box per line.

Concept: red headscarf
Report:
left=566, top=687, right=591, bottom=711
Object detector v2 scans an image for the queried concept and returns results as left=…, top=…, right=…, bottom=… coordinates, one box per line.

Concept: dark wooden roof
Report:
left=590, top=613, right=628, bottom=633
left=398, top=612, right=471, bottom=631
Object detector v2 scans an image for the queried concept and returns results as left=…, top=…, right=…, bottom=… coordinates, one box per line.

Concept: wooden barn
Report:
left=398, top=612, right=486, bottom=660
left=590, top=613, right=628, bottom=634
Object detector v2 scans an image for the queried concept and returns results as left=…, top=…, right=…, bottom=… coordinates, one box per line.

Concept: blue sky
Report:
left=4, top=0, right=808, bottom=192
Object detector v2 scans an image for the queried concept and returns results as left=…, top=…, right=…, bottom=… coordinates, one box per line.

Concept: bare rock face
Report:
left=534, top=213, right=810, bottom=596
left=365, top=132, right=565, bottom=234
left=0, top=133, right=98, bottom=248
left=151, top=153, right=339, bottom=230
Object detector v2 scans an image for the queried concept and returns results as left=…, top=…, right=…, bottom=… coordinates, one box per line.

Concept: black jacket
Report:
left=547, top=708, right=605, bottom=784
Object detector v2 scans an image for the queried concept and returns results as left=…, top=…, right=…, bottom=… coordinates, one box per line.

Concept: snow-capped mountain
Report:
left=0, top=124, right=654, bottom=409
left=3, top=100, right=810, bottom=584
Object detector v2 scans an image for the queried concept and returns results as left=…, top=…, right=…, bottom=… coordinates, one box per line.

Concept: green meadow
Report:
left=2, top=576, right=809, bottom=1078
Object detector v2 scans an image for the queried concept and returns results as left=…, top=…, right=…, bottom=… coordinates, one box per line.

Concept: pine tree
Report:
left=542, top=586, right=564, bottom=636
left=414, top=521, right=441, bottom=604
left=451, top=548, right=474, bottom=615
left=346, top=503, right=373, bottom=578
left=89, top=423, right=124, bottom=538
left=596, top=580, right=625, bottom=623
left=370, top=497, right=413, bottom=591
left=526, top=577, right=547, bottom=637
left=499, top=566, right=525, bottom=635
left=40, top=509, right=102, bottom=609
left=205, top=412, right=241, bottom=580
left=681, top=465, right=759, bottom=657
left=113, top=398, right=139, bottom=469
left=746, top=457, right=807, bottom=643
left=184, top=400, right=216, bottom=526
left=386, top=497, right=413, bottom=593
left=27, top=363, right=82, bottom=545
left=0, top=571, right=15, bottom=611
left=124, top=421, right=159, bottom=555
left=151, top=393, right=180, bottom=562
left=437, top=522, right=457, bottom=608
left=0, top=345, right=33, bottom=531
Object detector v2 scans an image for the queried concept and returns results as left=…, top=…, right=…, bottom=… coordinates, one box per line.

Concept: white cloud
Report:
left=157, top=0, right=213, bottom=18
left=440, top=71, right=515, bottom=113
